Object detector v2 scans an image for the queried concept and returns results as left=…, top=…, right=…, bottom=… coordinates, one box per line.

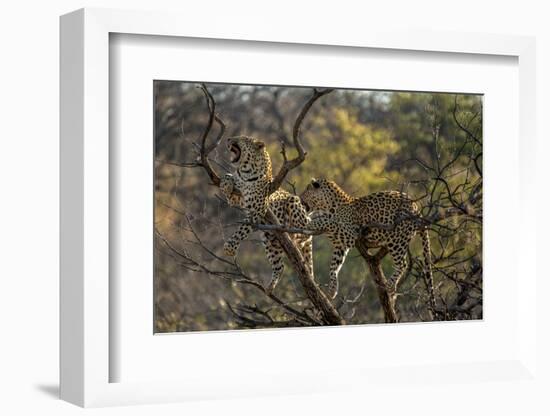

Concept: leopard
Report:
left=300, top=178, right=436, bottom=311
left=220, top=136, right=313, bottom=294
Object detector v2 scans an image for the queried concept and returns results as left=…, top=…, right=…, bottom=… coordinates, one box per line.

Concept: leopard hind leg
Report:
left=386, top=222, right=415, bottom=288
left=296, top=235, right=313, bottom=276
left=387, top=242, right=408, bottom=289
left=263, top=232, right=285, bottom=295
left=327, top=243, right=350, bottom=299
left=286, top=194, right=314, bottom=276
left=326, top=226, right=357, bottom=299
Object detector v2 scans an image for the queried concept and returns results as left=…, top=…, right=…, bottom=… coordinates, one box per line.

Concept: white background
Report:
left=0, top=1, right=548, bottom=415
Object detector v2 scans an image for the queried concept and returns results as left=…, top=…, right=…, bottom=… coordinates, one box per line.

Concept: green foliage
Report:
left=299, top=108, right=399, bottom=193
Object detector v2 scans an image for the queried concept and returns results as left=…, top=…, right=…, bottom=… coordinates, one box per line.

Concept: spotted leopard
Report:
left=300, top=178, right=435, bottom=309
left=220, top=136, right=313, bottom=294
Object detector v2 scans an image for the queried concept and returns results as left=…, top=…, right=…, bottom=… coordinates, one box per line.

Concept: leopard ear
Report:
left=311, top=178, right=320, bottom=189
left=254, top=141, right=265, bottom=149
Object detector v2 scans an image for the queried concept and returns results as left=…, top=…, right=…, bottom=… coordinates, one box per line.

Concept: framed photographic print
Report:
left=60, top=7, right=538, bottom=408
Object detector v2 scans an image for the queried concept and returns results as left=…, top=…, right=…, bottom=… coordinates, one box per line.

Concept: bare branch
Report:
left=453, top=95, right=482, bottom=146
left=155, top=226, right=319, bottom=326
left=205, top=113, right=226, bottom=155
left=269, top=88, right=333, bottom=193
left=197, top=83, right=222, bottom=187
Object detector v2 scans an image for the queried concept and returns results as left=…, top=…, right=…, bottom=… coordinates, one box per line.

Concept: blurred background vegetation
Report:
left=154, top=81, right=482, bottom=332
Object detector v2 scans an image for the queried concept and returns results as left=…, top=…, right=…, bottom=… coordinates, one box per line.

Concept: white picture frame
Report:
left=60, top=7, right=537, bottom=407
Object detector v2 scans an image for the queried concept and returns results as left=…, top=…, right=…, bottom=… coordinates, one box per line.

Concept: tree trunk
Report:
left=265, top=210, right=345, bottom=326
left=355, top=241, right=399, bottom=323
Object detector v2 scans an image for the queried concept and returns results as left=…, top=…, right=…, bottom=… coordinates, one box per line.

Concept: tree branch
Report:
left=269, top=88, right=333, bottom=193
left=197, top=83, right=223, bottom=187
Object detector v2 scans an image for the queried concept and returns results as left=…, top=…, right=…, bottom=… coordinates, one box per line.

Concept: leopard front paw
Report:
left=265, top=278, right=280, bottom=296
left=326, top=288, right=338, bottom=300
left=310, top=210, right=331, bottom=221
left=325, top=282, right=338, bottom=300
left=223, top=240, right=238, bottom=257
left=220, top=174, right=235, bottom=195
left=264, top=283, right=275, bottom=296
left=384, top=279, right=397, bottom=293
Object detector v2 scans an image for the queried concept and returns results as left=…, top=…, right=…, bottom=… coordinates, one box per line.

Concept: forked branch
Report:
left=197, top=83, right=225, bottom=187
left=269, top=88, right=333, bottom=193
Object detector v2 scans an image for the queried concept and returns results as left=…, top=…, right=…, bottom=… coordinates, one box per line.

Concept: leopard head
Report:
left=227, top=136, right=273, bottom=182
left=300, top=178, right=353, bottom=213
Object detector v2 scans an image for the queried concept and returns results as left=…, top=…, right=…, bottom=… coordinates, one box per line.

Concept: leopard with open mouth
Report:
left=220, top=136, right=313, bottom=294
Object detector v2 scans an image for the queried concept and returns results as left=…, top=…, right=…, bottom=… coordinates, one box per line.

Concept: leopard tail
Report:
left=421, top=227, right=437, bottom=315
